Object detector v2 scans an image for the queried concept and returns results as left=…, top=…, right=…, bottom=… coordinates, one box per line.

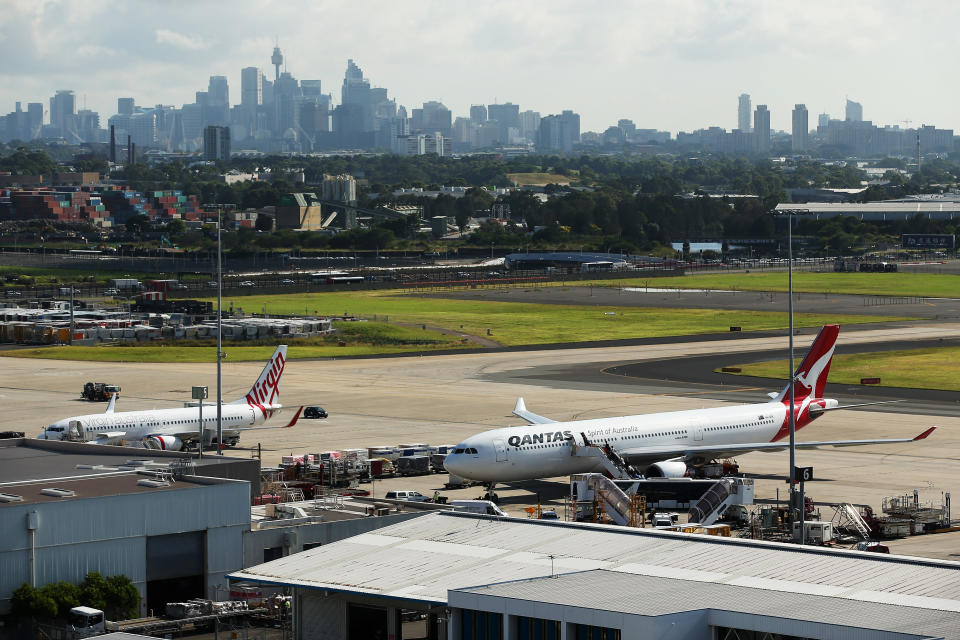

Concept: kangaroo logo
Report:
left=794, top=344, right=835, bottom=396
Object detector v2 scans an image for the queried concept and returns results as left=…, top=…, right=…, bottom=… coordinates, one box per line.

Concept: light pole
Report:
left=780, top=207, right=809, bottom=538
left=204, top=203, right=234, bottom=454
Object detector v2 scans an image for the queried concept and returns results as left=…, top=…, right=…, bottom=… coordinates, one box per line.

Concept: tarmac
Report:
left=4, top=322, right=960, bottom=560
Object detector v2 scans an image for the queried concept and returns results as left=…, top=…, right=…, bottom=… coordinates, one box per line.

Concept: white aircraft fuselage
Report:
left=444, top=399, right=826, bottom=482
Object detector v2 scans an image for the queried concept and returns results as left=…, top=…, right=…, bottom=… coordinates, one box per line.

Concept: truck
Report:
left=81, top=382, right=121, bottom=401
left=110, top=278, right=142, bottom=291
left=68, top=606, right=106, bottom=637
left=397, top=455, right=431, bottom=476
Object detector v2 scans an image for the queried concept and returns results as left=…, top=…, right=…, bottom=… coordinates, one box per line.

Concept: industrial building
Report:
left=503, top=252, right=661, bottom=271
left=0, top=439, right=424, bottom=618
left=229, top=511, right=960, bottom=640
left=0, top=439, right=255, bottom=615
left=775, top=201, right=960, bottom=222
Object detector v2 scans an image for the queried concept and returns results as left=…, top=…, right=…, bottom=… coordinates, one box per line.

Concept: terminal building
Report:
left=230, top=511, right=960, bottom=640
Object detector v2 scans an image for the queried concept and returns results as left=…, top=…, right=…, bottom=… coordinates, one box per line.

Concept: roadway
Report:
left=4, top=323, right=960, bottom=559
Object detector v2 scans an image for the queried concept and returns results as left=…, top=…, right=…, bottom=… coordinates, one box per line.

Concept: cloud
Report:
left=155, top=29, right=208, bottom=51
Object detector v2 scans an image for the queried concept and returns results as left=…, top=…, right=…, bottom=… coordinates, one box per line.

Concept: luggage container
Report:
left=430, top=453, right=447, bottom=472
left=397, top=455, right=431, bottom=476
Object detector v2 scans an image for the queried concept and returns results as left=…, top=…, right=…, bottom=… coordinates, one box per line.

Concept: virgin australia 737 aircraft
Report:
left=443, top=325, right=935, bottom=484
left=38, top=345, right=302, bottom=450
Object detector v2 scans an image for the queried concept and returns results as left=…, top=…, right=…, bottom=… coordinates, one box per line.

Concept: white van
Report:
left=449, top=500, right=507, bottom=517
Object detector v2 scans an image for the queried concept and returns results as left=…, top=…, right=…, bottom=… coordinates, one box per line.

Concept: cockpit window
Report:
left=49, top=427, right=65, bottom=432
left=467, top=448, right=478, bottom=454
left=454, top=448, right=465, bottom=454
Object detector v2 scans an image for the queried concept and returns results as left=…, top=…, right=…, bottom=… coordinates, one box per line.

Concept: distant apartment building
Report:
left=738, top=93, right=752, bottom=132
left=792, top=104, right=809, bottom=152
left=393, top=133, right=451, bottom=156
left=754, top=104, right=770, bottom=152
left=203, top=125, right=231, bottom=161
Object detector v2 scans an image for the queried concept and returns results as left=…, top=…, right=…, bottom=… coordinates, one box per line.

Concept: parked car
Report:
left=103, top=288, right=119, bottom=296
left=206, top=281, right=218, bottom=288
left=238, top=280, right=255, bottom=287
left=384, top=490, right=432, bottom=502
left=280, top=278, right=295, bottom=285
left=303, top=406, right=328, bottom=419
left=5, top=290, right=22, bottom=297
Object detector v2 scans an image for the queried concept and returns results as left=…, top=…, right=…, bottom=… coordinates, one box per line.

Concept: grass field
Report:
left=724, top=347, right=960, bottom=392
left=209, top=291, right=908, bottom=347
left=0, top=322, right=473, bottom=362
left=604, top=272, right=960, bottom=298
left=1, top=290, right=912, bottom=362
left=506, top=172, right=573, bottom=186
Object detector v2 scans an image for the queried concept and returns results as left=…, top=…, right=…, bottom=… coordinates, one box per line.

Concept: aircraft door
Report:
left=694, top=425, right=704, bottom=441
left=69, top=420, right=84, bottom=440
left=493, top=439, right=508, bottom=462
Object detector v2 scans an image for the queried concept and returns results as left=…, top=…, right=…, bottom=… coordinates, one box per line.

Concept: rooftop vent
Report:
left=137, top=479, right=170, bottom=488
left=0, top=492, right=24, bottom=503
left=41, top=488, right=76, bottom=498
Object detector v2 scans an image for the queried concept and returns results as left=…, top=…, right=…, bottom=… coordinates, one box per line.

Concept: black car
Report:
left=303, top=406, right=328, bottom=419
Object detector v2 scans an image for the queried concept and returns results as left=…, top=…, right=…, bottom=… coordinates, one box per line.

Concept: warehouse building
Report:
left=229, top=511, right=960, bottom=640
left=0, top=439, right=252, bottom=615
left=0, top=438, right=427, bottom=617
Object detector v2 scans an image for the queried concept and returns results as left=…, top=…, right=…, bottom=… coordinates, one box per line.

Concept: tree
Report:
left=41, top=581, right=82, bottom=617
left=124, top=214, right=151, bottom=234
left=10, top=583, right=57, bottom=620
left=79, top=572, right=109, bottom=612
left=104, top=574, right=140, bottom=620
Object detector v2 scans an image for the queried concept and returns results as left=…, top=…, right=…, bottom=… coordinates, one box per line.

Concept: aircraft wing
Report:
left=86, top=431, right=129, bottom=444
left=618, top=427, right=936, bottom=466
left=513, top=398, right=556, bottom=425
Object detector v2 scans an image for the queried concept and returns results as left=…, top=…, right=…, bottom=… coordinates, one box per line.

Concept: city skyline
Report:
left=2, top=0, right=959, bottom=134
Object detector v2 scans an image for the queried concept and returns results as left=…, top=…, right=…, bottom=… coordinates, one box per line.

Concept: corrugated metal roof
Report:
left=230, top=512, right=960, bottom=613
left=453, top=570, right=960, bottom=639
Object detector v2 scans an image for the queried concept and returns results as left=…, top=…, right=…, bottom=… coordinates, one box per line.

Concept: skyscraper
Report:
left=754, top=104, right=770, bottom=152
left=470, top=105, right=487, bottom=123
left=117, top=98, right=135, bottom=116
left=203, top=125, right=231, bottom=161
left=792, top=104, right=809, bottom=152
left=818, top=113, right=830, bottom=129
left=738, top=93, right=752, bottom=132
left=845, top=99, right=863, bottom=122
left=537, top=110, right=580, bottom=153
left=49, top=90, right=77, bottom=134
left=241, top=67, right=262, bottom=108
left=488, top=102, right=520, bottom=144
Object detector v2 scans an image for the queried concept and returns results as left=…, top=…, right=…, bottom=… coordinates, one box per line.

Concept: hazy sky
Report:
left=2, top=0, right=958, bottom=134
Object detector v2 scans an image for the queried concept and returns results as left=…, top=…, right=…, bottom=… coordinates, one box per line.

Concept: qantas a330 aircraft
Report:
left=38, top=345, right=302, bottom=450
left=443, top=325, right=935, bottom=484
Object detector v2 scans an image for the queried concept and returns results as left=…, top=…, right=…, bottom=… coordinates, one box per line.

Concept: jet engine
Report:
left=146, top=435, right=184, bottom=451
left=645, top=460, right=690, bottom=478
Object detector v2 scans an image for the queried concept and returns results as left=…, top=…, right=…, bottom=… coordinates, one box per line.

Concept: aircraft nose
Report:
left=443, top=452, right=464, bottom=476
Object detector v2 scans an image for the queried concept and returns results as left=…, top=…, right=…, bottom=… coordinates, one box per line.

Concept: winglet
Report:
left=105, top=394, right=117, bottom=414
left=913, top=426, right=936, bottom=441
left=283, top=406, right=304, bottom=428
left=514, top=397, right=527, bottom=414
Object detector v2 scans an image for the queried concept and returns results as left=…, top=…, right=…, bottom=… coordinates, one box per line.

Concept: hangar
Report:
left=230, top=511, right=960, bottom=640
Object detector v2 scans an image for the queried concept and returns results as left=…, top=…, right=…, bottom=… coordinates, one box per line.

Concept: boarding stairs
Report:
left=583, top=474, right=639, bottom=526
left=831, top=503, right=873, bottom=540
left=687, top=479, right=738, bottom=526
left=572, top=434, right=641, bottom=480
